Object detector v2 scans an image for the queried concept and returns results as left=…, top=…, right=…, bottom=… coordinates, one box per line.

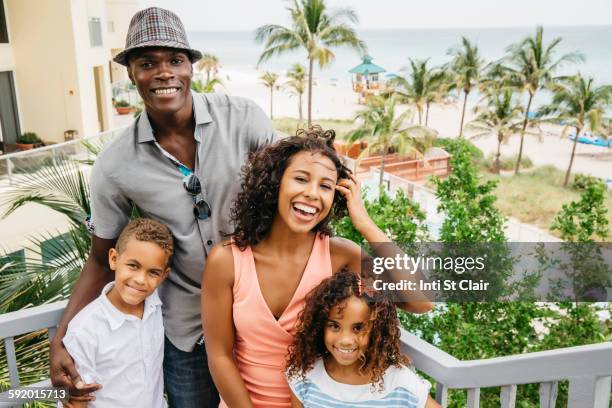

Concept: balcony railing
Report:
left=0, top=127, right=126, bottom=187
left=1, top=302, right=610, bottom=407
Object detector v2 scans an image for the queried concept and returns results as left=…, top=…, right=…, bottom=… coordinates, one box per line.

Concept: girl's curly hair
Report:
left=286, top=270, right=410, bottom=390
left=230, top=126, right=351, bottom=250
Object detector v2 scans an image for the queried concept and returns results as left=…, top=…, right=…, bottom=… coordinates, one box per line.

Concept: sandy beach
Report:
left=215, top=66, right=611, bottom=182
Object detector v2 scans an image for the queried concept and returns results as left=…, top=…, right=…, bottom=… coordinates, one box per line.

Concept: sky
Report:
left=139, top=0, right=612, bottom=31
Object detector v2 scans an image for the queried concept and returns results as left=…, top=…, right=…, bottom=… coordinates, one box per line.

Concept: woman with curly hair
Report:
left=286, top=270, right=439, bottom=407
left=201, top=126, right=433, bottom=408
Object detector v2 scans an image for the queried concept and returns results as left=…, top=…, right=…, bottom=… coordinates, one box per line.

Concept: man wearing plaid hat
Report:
left=49, top=7, right=276, bottom=407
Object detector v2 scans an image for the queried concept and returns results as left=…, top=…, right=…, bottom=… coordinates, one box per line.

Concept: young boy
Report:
left=60, top=218, right=173, bottom=407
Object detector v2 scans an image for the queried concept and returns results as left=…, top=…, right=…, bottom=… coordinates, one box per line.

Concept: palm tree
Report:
left=423, top=68, right=450, bottom=127
left=391, top=59, right=449, bottom=127
left=347, top=94, right=437, bottom=187
left=467, top=89, right=523, bottom=173
left=255, top=0, right=366, bottom=126
left=538, top=75, right=612, bottom=186
left=260, top=71, right=279, bottom=120
left=191, top=77, right=223, bottom=93
left=285, top=63, right=307, bottom=122
left=504, top=26, right=584, bottom=174
left=447, top=37, right=484, bottom=137
left=196, top=53, right=220, bottom=83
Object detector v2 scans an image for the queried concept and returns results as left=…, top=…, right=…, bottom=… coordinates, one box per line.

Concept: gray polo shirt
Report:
left=89, top=91, right=276, bottom=351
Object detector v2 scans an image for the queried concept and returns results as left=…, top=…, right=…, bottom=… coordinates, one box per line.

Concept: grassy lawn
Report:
left=481, top=166, right=612, bottom=239
left=273, top=117, right=355, bottom=139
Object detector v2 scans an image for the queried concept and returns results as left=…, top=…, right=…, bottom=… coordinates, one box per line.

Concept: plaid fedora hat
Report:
left=113, top=7, right=202, bottom=66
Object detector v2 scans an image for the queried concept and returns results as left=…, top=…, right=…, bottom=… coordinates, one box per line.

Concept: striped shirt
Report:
left=287, top=359, right=431, bottom=407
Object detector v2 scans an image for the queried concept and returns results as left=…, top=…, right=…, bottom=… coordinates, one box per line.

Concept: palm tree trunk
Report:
left=206, top=70, right=211, bottom=84
left=307, top=58, right=314, bottom=126
left=459, top=90, right=469, bottom=137
left=379, top=152, right=386, bottom=188
left=425, top=102, right=431, bottom=127
left=269, top=88, right=274, bottom=120
left=418, top=106, right=423, bottom=126
left=494, top=134, right=502, bottom=174
left=514, top=93, right=534, bottom=175
left=298, top=93, right=303, bottom=123
left=564, top=126, right=581, bottom=187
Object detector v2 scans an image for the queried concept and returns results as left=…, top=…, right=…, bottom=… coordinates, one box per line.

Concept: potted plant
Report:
left=114, top=99, right=132, bottom=115
left=16, top=132, right=42, bottom=151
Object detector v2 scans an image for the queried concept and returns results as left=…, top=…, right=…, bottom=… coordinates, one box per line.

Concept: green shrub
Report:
left=572, top=173, right=604, bottom=191
left=114, top=99, right=131, bottom=108
left=433, top=137, right=484, bottom=162
left=484, top=153, right=533, bottom=171
left=17, top=132, right=41, bottom=144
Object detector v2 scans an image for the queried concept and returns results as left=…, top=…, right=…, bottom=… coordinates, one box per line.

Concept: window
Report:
left=0, top=0, right=9, bottom=43
left=88, top=17, right=103, bottom=47
left=41, top=233, right=72, bottom=265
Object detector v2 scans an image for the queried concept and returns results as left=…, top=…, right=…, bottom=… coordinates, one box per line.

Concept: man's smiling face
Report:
left=127, top=47, right=193, bottom=116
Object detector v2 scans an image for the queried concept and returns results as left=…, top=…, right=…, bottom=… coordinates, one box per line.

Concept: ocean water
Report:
left=189, top=26, right=612, bottom=106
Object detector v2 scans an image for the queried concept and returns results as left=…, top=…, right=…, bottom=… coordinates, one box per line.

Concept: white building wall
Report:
left=6, top=0, right=83, bottom=144
left=106, top=0, right=138, bottom=83
left=70, top=0, right=114, bottom=135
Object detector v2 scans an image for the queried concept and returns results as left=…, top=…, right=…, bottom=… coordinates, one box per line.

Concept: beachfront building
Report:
left=0, top=0, right=137, bottom=153
left=349, top=54, right=386, bottom=100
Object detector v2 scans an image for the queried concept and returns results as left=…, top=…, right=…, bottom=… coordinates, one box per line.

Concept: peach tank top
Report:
left=219, top=234, right=332, bottom=408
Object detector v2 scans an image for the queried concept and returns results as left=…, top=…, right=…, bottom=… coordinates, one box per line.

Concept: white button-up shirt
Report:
left=62, top=282, right=166, bottom=408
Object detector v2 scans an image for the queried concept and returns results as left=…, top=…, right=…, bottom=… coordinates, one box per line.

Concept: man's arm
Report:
left=49, top=236, right=115, bottom=395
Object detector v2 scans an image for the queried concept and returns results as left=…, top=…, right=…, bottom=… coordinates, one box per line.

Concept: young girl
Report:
left=202, top=127, right=433, bottom=407
left=286, top=270, right=440, bottom=408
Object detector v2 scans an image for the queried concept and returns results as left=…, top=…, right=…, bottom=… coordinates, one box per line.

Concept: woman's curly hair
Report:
left=230, top=126, right=351, bottom=250
left=286, top=270, right=410, bottom=391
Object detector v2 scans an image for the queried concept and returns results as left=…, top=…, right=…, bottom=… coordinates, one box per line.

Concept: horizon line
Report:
left=186, top=23, right=612, bottom=32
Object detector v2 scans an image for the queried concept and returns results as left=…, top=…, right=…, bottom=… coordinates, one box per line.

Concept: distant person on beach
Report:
left=202, top=127, right=433, bottom=407
left=60, top=219, right=172, bottom=408
left=49, top=7, right=275, bottom=407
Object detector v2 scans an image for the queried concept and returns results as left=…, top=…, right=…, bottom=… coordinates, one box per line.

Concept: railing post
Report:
left=539, top=382, right=558, bottom=408
left=568, top=376, right=612, bottom=408
left=467, top=388, right=480, bottom=408
left=4, top=337, right=20, bottom=387
left=500, top=385, right=517, bottom=408
left=435, top=383, right=448, bottom=407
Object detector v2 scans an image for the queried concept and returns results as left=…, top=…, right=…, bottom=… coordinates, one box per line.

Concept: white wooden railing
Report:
left=0, top=302, right=610, bottom=407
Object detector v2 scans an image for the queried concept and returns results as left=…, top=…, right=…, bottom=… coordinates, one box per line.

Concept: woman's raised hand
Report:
left=335, top=173, right=372, bottom=233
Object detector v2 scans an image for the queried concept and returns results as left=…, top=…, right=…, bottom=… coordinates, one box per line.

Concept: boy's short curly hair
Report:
left=286, top=269, right=409, bottom=390
left=230, top=125, right=351, bottom=250
left=115, top=218, right=174, bottom=258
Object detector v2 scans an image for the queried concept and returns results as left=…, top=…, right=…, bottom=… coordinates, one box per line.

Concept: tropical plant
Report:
left=432, top=141, right=506, bottom=242
left=391, top=59, right=448, bottom=126
left=0, top=158, right=92, bottom=312
left=552, top=176, right=609, bottom=242
left=114, top=100, right=131, bottom=108
left=285, top=63, right=307, bottom=122
left=466, top=89, right=524, bottom=173
left=255, top=0, right=366, bottom=125
left=17, top=132, right=42, bottom=145
left=332, top=188, right=429, bottom=245
left=191, top=77, right=223, bottom=93
left=447, top=37, right=485, bottom=137
left=347, top=94, right=437, bottom=187
left=260, top=71, right=280, bottom=120
left=503, top=26, right=584, bottom=174
left=195, top=52, right=220, bottom=83
left=537, top=74, right=612, bottom=186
